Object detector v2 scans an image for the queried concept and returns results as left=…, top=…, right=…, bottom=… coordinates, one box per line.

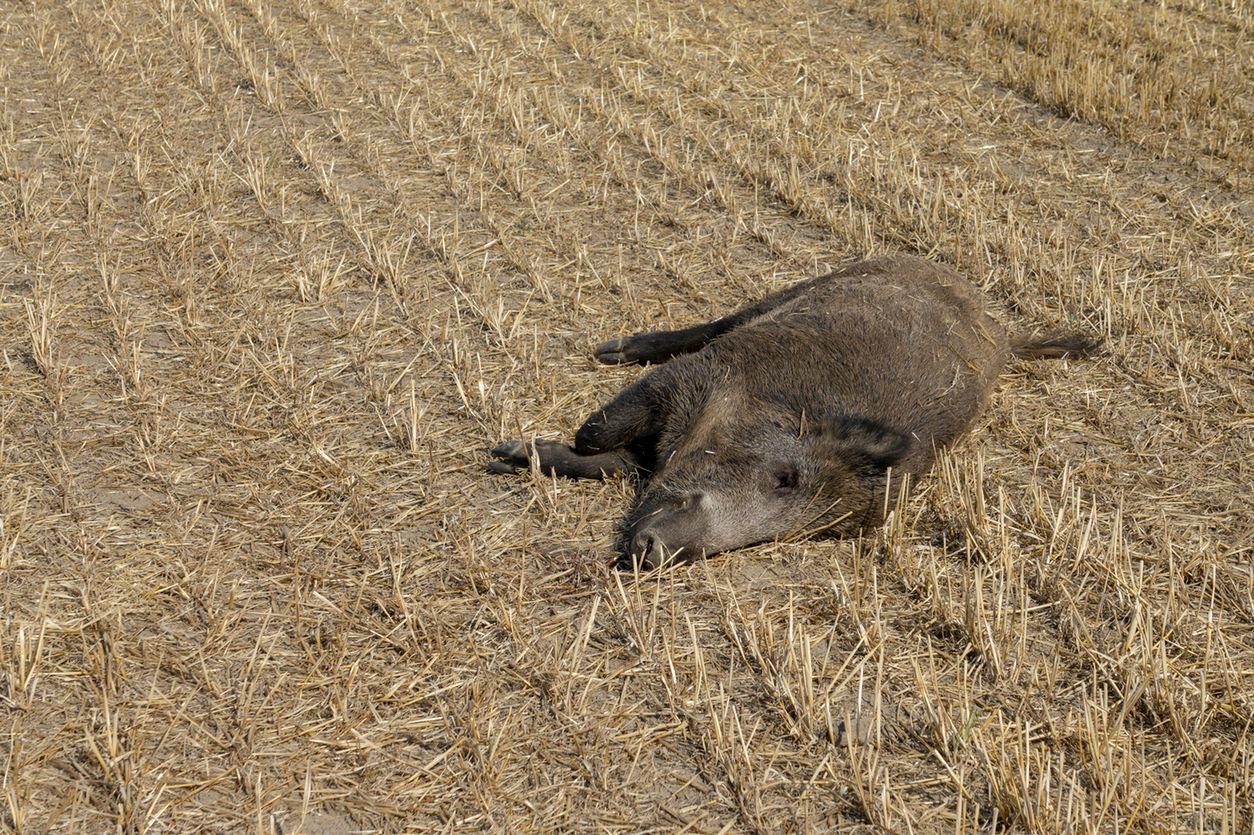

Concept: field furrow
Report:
left=1, top=0, right=1249, bottom=831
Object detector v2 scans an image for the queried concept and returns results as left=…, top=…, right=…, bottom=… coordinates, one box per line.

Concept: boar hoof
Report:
left=488, top=438, right=577, bottom=474
left=596, top=335, right=662, bottom=365
left=487, top=439, right=533, bottom=474
left=593, top=337, right=632, bottom=365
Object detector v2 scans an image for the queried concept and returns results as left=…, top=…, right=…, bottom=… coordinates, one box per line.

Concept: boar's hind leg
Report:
left=595, top=320, right=732, bottom=365
left=488, top=439, right=637, bottom=479
left=594, top=274, right=833, bottom=365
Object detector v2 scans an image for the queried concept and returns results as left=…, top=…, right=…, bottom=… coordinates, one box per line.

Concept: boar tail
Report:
left=1011, top=332, right=1104, bottom=360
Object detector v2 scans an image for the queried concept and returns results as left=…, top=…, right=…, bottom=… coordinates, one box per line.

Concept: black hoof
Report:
left=594, top=337, right=631, bottom=365
left=491, top=440, right=526, bottom=458
left=487, top=440, right=529, bottom=474
left=599, top=336, right=652, bottom=363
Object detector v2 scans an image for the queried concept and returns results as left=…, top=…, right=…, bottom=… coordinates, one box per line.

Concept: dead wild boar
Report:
left=488, top=255, right=1100, bottom=569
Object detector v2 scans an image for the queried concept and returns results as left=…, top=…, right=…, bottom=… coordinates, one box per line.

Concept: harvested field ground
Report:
left=0, top=0, right=1251, bottom=831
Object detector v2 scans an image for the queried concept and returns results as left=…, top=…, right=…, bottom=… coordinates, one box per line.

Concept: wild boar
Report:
left=488, top=255, right=1100, bottom=568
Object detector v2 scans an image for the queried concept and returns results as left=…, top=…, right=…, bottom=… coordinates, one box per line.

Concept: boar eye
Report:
left=771, top=464, right=799, bottom=494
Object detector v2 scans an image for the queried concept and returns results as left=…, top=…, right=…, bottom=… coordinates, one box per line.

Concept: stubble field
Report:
left=0, top=0, right=1251, bottom=831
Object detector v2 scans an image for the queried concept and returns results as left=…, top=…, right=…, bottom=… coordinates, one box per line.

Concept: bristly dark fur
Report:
left=489, top=255, right=1103, bottom=568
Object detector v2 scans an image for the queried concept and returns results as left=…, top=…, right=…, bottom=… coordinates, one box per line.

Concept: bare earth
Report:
left=0, top=0, right=1250, bottom=831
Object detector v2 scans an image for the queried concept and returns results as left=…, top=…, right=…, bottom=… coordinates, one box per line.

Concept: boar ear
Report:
left=813, top=415, right=910, bottom=476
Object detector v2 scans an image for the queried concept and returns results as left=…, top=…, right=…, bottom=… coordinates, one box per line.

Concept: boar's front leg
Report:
left=489, top=365, right=674, bottom=479
left=573, top=366, right=673, bottom=454
left=487, top=440, right=637, bottom=479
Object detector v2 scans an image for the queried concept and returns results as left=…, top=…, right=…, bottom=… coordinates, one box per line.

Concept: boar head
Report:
left=623, top=405, right=910, bottom=568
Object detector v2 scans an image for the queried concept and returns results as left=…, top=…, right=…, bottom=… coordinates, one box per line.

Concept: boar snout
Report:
left=628, top=530, right=669, bottom=569
left=623, top=490, right=709, bottom=569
